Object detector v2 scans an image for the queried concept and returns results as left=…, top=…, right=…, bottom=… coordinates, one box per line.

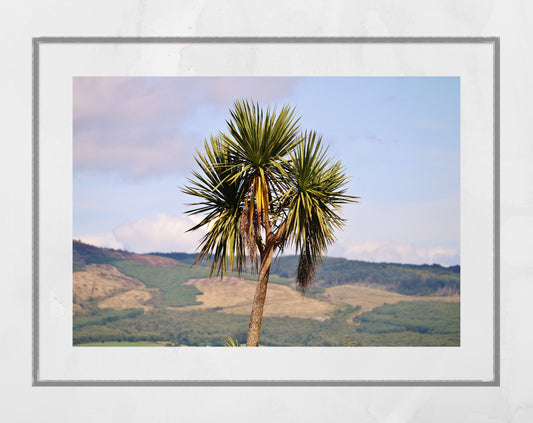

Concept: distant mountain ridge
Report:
left=73, top=240, right=459, bottom=297
left=148, top=251, right=460, bottom=297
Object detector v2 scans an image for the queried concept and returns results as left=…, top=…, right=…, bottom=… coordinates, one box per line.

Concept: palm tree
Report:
left=182, top=100, right=357, bottom=346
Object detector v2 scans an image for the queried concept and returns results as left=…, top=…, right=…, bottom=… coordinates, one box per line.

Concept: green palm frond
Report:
left=280, top=132, right=359, bottom=292
left=181, top=136, right=248, bottom=275
left=223, top=100, right=301, bottom=172
left=343, top=337, right=359, bottom=347
left=220, top=100, right=304, bottom=260
left=224, top=336, right=240, bottom=347
left=182, top=100, right=358, bottom=294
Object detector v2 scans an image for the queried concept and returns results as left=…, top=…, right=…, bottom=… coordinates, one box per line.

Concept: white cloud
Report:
left=77, top=233, right=124, bottom=250
left=112, top=214, right=206, bottom=253
left=424, top=246, right=460, bottom=266
left=336, top=240, right=459, bottom=266
left=78, top=214, right=206, bottom=254
left=77, top=217, right=459, bottom=266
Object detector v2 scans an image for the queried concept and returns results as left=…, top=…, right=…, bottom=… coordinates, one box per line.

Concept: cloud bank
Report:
left=79, top=214, right=459, bottom=266
left=73, top=77, right=297, bottom=179
left=335, top=240, right=459, bottom=266
left=79, top=214, right=206, bottom=254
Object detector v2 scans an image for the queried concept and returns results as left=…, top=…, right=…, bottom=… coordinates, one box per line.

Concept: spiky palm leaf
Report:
left=182, top=100, right=357, bottom=292
left=221, top=101, right=302, bottom=250
left=181, top=135, right=248, bottom=275
left=280, top=132, right=358, bottom=292
left=184, top=100, right=305, bottom=273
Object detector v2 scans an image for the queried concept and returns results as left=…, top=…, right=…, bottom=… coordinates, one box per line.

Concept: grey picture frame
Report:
left=32, top=36, right=500, bottom=387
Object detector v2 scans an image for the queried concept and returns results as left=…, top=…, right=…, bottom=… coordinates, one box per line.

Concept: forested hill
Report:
left=73, top=241, right=459, bottom=297
left=149, top=252, right=460, bottom=297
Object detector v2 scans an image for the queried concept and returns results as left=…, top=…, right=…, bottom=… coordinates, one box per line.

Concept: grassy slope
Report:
left=110, top=260, right=204, bottom=307
left=73, top=241, right=460, bottom=347
left=322, top=284, right=459, bottom=315
left=179, top=276, right=336, bottom=320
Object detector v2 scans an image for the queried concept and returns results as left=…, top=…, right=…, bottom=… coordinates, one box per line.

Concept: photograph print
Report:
left=72, top=76, right=460, bottom=347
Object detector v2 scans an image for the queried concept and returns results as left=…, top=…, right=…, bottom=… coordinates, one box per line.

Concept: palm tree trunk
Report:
left=246, top=246, right=274, bottom=346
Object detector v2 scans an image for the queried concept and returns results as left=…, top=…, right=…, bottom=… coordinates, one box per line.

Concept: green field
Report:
left=75, top=341, right=166, bottom=347
left=356, top=301, right=460, bottom=334
left=73, top=302, right=460, bottom=347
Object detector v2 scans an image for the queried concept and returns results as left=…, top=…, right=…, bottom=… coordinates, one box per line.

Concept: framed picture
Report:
left=33, top=37, right=499, bottom=386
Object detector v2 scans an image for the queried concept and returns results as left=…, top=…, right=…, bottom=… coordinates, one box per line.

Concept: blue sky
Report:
left=73, top=76, right=460, bottom=265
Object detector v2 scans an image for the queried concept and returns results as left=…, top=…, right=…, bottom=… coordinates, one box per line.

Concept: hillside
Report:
left=150, top=251, right=460, bottom=296
left=72, top=240, right=460, bottom=347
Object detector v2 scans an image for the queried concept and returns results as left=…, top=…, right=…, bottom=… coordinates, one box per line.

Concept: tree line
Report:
left=150, top=252, right=460, bottom=297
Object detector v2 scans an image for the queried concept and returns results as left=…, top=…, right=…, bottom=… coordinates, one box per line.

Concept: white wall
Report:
left=1, top=1, right=532, bottom=421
